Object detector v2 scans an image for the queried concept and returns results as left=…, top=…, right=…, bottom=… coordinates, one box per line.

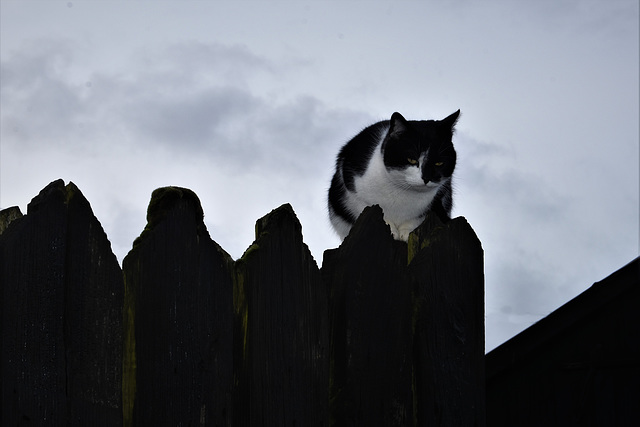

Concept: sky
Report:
left=1, top=0, right=638, bottom=352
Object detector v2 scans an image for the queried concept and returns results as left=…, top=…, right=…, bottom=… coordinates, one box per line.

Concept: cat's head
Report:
left=381, top=110, right=459, bottom=191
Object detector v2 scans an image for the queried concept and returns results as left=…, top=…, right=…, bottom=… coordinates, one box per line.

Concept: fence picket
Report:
left=233, top=204, right=329, bottom=426
left=0, top=180, right=123, bottom=426
left=0, top=180, right=484, bottom=426
left=122, top=187, right=234, bottom=426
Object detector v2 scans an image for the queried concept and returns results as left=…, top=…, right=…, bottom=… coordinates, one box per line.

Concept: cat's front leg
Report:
left=386, top=220, right=415, bottom=242
left=385, top=221, right=403, bottom=241
left=395, top=219, right=421, bottom=242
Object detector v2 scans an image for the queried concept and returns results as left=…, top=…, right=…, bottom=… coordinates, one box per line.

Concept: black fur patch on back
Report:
left=335, top=121, right=388, bottom=191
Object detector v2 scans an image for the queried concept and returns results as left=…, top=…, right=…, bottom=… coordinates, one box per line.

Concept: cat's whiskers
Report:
left=328, top=110, right=459, bottom=241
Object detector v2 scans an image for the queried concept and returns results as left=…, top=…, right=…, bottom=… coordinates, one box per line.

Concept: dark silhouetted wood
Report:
left=0, top=180, right=68, bottom=425
left=324, top=206, right=414, bottom=426
left=64, top=182, right=125, bottom=424
left=122, top=187, right=234, bottom=426
left=0, top=206, right=22, bottom=235
left=0, top=179, right=123, bottom=426
left=7, top=178, right=638, bottom=425
left=408, top=213, right=485, bottom=427
left=233, top=204, right=329, bottom=426
left=2, top=180, right=487, bottom=426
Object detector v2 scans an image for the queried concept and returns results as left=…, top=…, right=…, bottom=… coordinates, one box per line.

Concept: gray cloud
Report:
left=1, top=39, right=373, bottom=169
left=1, top=40, right=85, bottom=147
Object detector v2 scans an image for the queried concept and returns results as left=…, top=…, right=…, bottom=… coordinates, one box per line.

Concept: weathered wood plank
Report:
left=122, top=187, right=234, bottom=426
left=0, top=179, right=124, bottom=425
left=64, top=182, right=124, bottom=424
left=323, top=205, right=414, bottom=426
left=1, top=180, right=69, bottom=425
left=2, top=180, right=485, bottom=426
left=408, top=212, right=485, bottom=427
left=233, top=203, right=329, bottom=426
left=0, top=206, right=22, bottom=235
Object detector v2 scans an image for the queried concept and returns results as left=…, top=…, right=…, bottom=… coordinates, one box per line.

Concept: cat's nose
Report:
left=423, top=174, right=441, bottom=185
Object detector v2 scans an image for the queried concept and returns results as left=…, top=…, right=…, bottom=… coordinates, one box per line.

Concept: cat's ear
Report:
left=441, top=110, right=461, bottom=131
left=389, top=112, right=409, bottom=136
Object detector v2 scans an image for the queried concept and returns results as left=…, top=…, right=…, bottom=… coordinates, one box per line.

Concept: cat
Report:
left=328, top=110, right=460, bottom=241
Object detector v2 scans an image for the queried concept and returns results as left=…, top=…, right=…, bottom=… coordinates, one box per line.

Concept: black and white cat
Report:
left=328, top=110, right=460, bottom=241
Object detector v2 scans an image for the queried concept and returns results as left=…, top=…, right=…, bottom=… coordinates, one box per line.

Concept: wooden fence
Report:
left=0, top=179, right=484, bottom=426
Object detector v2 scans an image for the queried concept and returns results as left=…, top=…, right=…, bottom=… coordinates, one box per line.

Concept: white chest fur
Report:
left=347, top=145, right=444, bottom=240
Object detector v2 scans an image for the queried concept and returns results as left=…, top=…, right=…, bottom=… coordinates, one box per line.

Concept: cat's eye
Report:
left=435, top=162, right=444, bottom=167
left=407, top=158, right=418, bottom=165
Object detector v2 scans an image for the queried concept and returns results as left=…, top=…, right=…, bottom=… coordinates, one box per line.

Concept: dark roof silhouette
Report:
left=486, top=256, right=640, bottom=426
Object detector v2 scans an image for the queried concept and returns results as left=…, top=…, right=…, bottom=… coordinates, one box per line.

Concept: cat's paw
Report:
left=396, top=222, right=419, bottom=242
left=387, top=222, right=403, bottom=241
left=387, top=224, right=410, bottom=242
left=395, top=231, right=410, bottom=242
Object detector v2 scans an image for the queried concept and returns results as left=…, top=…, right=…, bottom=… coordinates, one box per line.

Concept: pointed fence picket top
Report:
left=0, top=206, right=22, bottom=235
left=323, top=206, right=414, bottom=426
left=233, top=203, right=329, bottom=426
left=324, top=206, right=485, bottom=427
left=122, top=186, right=235, bottom=426
left=408, top=213, right=485, bottom=426
left=0, top=179, right=123, bottom=426
left=1, top=180, right=485, bottom=426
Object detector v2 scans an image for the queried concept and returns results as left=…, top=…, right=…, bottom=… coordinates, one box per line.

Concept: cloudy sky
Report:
left=1, top=0, right=638, bottom=351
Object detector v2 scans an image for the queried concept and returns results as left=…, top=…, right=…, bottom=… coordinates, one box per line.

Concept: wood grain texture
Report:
left=233, top=204, right=329, bottom=426
left=1, top=181, right=486, bottom=426
left=408, top=213, right=485, bottom=427
left=122, top=187, right=234, bottom=426
left=0, top=179, right=123, bottom=426
left=324, top=205, right=414, bottom=426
